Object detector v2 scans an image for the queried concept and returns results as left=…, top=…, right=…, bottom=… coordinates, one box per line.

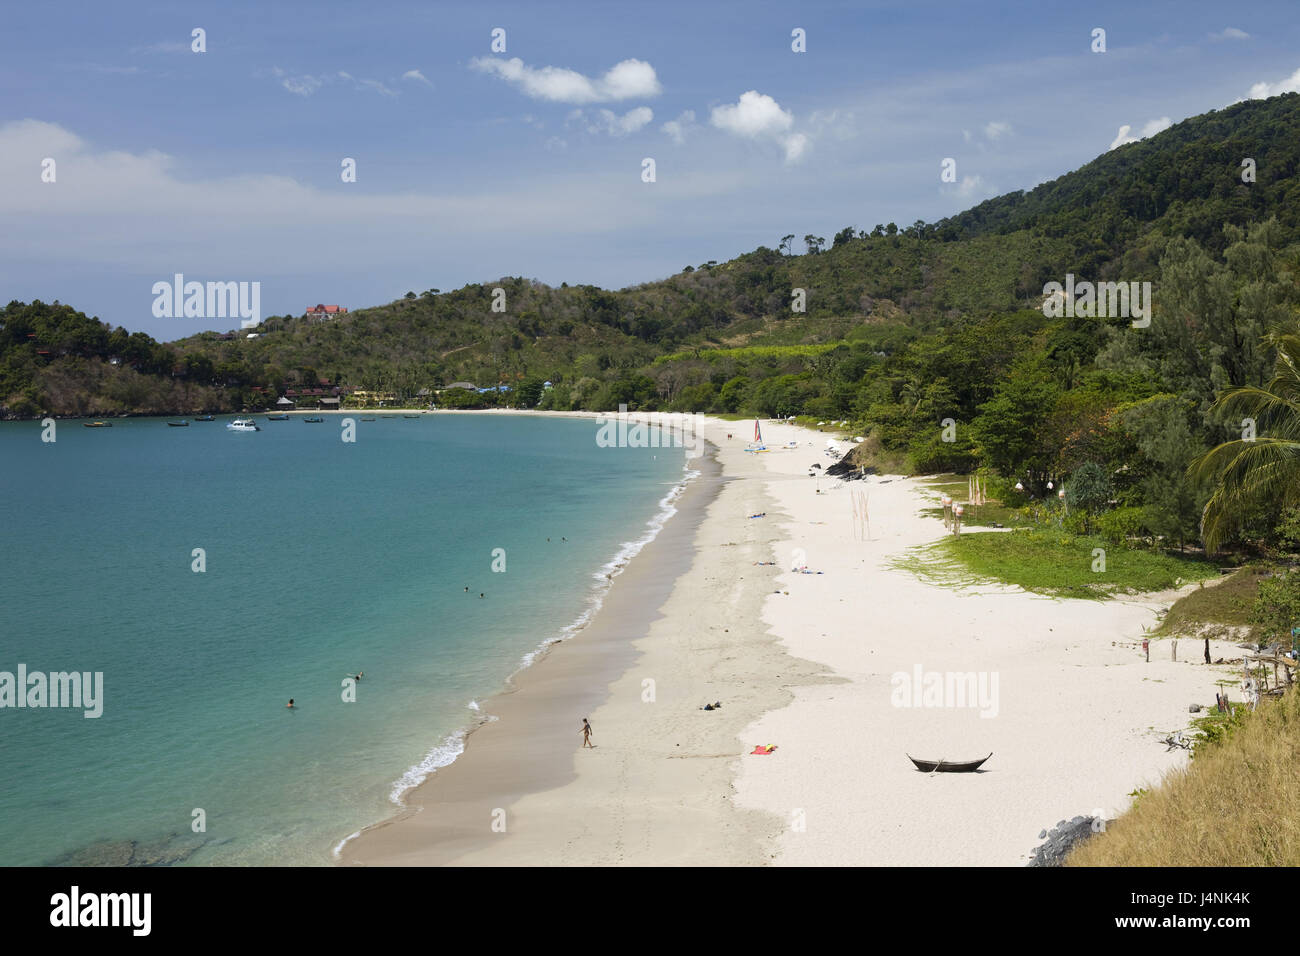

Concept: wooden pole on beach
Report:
left=850, top=488, right=869, bottom=541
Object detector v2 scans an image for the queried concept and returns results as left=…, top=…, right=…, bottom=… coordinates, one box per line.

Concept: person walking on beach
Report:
left=581, top=718, right=593, bottom=748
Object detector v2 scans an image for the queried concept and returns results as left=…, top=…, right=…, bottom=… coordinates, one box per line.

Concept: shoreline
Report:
left=344, top=413, right=1239, bottom=866
left=343, top=430, right=798, bottom=864
left=382, top=436, right=703, bottom=813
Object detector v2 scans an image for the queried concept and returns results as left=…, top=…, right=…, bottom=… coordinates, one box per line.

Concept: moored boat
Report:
left=194, top=415, right=214, bottom=421
left=303, top=416, right=324, bottom=423
left=83, top=421, right=112, bottom=428
left=266, top=414, right=290, bottom=421
left=167, top=420, right=189, bottom=427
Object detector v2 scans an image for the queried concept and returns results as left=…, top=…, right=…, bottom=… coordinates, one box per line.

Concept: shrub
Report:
left=1097, top=505, right=1146, bottom=546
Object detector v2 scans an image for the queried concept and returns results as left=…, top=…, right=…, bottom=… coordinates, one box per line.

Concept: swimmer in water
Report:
left=287, top=699, right=295, bottom=709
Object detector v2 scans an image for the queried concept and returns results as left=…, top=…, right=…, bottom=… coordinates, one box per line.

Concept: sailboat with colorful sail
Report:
left=745, top=419, right=769, bottom=453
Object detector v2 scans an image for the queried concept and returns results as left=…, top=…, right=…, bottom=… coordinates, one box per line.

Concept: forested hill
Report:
left=159, top=92, right=1300, bottom=408
left=4, top=93, right=1299, bottom=431
left=928, top=93, right=1300, bottom=267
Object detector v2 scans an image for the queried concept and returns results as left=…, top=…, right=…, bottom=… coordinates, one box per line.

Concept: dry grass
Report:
left=1066, top=687, right=1300, bottom=866
left=1155, top=565, right=1270, bottom=637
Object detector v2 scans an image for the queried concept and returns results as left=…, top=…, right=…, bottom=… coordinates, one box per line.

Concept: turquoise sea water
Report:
left=0, top=413, right=688, bottom=865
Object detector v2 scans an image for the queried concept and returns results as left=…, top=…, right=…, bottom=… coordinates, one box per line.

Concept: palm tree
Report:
left=899, top=381, right=923, bottom=413
left=1190, top=330, right=1300, bottom=553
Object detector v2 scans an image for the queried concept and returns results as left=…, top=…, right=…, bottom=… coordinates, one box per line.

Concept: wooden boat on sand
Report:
left=907, top=753, right=991, bottom=773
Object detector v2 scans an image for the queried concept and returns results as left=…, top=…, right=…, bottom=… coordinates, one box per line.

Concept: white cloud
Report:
left=470, top=56, right=661, bottom=103
left=661, top=110, right=697, bottom=145
left=955, top=174, right=984, bottom=197
left=402, top=69, right=432, bottom=88
left=0, top=119, right=683, bottom=271
left=1247, top=66, right=1300, bottom=100
left=984, top=120, right=1011, bottom=140
left=269, top=68, right=399, bottom=97
left=962, top=129, right=972, bottom=143
left=338, top=71, right=397, bottom=97
left=711, top=90, right=793, bottom=138
left=272, top=67, right=325, bottom=97
left=1107, top=116, right=1171, bottom=151
left=1140, top=116, right=1172, bottom=136
left=807, top=109, right=854, bottom=141
left=1209, top=27, right=1250, bottom=41
left=710, top=91, right=809, bottom=164
left=783, top=132, right=809, bottom=164
left=1108, top=125, right=1134, bottom=150
left=572, top=107, right=654, bottom=137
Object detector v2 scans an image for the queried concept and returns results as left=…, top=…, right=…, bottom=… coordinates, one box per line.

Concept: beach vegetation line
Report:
left=899, top=530, right=1218, bottom=599
left=1066, top=686, right=1300, bottom=866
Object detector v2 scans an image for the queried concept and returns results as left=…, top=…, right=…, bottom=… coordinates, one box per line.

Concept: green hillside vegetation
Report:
left=6, top=94, right=1300, bottom=561
left=0, top=299, right=227, bottom=417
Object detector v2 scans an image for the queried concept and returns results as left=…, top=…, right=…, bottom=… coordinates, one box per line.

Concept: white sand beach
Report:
left=345, top=413, right=1239, bottom=866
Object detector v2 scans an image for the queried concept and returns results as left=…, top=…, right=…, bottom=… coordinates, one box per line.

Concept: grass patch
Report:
left=900, top=529, right=1219, bottom=598
left=917, top=503, right=1026, bottom=529
left=917, top=475, right=1029, bottom=529
left=1067, top=687, right=1300, bottom=866
left=1153, top=565, right=1270, bottom=636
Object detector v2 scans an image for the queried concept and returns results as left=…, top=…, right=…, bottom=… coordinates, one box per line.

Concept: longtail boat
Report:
left=907, top=753, right=991, bottom=773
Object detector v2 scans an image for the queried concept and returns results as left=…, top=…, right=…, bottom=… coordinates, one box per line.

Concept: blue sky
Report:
left=4, top=0, right=1299, bottom=340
